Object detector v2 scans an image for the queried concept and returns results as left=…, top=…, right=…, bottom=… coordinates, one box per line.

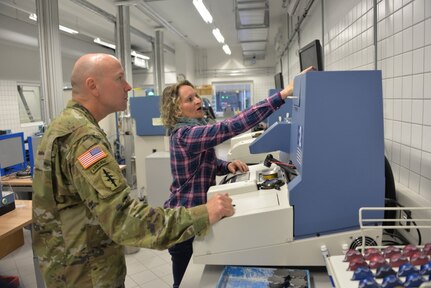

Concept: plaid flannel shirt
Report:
left=164, top=92, right=285, bottom=208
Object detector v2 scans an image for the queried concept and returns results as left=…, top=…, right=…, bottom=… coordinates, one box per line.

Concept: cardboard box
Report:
left=197, top=85, right=213, bottom=96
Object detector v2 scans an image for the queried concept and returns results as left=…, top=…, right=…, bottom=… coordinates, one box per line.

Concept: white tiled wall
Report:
left=0, top=80, right=39, bottom=138
left=310, top=0, right=431, bottom=201
left=376, top=0, right=431, bottom=201
left=325, top=0, right=375, bottom=71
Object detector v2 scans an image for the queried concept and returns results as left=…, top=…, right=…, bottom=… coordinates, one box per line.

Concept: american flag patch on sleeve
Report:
left=78, top=145, right=108, bottom=169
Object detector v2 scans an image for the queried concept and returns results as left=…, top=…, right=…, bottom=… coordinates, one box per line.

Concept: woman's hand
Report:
left=227, top=160, right=249, bottom=174
left=279, top=66, right=316, bottom=100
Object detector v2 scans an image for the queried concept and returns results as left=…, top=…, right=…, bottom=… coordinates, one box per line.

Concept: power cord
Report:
left=384, top=197, right=422, bottom=245
left=264, top=154, right=297, bottom=182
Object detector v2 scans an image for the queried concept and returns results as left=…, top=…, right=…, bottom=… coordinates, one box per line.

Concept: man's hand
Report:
left=206, top=193, right=235, bottom=224
left=279, top=66, right=315, bottom=100
left=227, top=160, right=249, bottom=174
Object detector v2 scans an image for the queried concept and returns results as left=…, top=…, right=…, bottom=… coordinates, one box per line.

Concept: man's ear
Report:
left=86, top=77, right=98, bottom=97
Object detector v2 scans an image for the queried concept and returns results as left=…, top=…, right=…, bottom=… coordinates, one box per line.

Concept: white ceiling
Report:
left=0, top=0, right=287, bottom=59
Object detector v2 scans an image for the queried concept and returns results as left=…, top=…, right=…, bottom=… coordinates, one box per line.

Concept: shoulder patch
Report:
left=78, top=145, right=108, bottom=169
left=101, top=168, right=120, bottom=190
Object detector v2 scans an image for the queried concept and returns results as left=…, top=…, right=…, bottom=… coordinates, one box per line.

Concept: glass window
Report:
left=213, top=82, right=253, bottom=118
left=17, top=83, right=43, bottom=126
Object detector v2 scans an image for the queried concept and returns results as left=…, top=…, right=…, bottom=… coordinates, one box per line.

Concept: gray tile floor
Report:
left=0, top=228, right=175, bottom=288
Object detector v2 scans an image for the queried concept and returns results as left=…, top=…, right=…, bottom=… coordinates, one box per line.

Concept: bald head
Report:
left=71, top=53, right=119, bottom=96
left=68, top=53, right=131, bottom=121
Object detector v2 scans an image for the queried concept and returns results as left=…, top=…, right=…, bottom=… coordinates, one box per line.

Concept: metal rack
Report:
left=324, top=207, right=431, bottom=288
left=359, top=207, right=431, bottom=251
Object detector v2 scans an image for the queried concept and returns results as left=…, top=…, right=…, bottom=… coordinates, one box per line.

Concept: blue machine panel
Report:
left=266, top=89, right=293, bottom=127
left=289, top=71, right=385, bottom=237
left=130, top=96, right=166, bottom=136
left=249, top=122, right=290, bottom=154
left=28, top=135, right=42, bottom=176
left=249, top=89, right=293, bottom=155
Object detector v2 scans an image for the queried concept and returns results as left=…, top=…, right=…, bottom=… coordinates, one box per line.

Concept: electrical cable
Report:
left=219, top=173, right=240, bottom=185
left=383, top=198, right=422, bottom=245
left=263, top=154, right=297, bottom=182
left=383, top=231, right=409, bottom=245
left=382, top=240, right=404, bottom=246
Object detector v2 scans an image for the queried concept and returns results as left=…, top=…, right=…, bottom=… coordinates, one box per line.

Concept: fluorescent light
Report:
left=132, top=57, right=149, bottom=69
left=222, top=44, right=231, bottom=55
left=94, top=38, right=116, bottom=50
left=131, top=50, right=150, bottom=60
left=59, top=25, right=78, bottom=34
left=29, top=13, right=78, bottom=34
left=193, top=0, right=213, bottom=24
left=212, top=28, right=224, bottom=44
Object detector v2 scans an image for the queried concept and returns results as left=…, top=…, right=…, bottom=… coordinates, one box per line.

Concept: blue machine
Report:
left=266, top=88, right=293, bottom=127
left=28, top=135, right=42, bottom=176
left=250, top=71, right=385, bottom=238
left=0, top=132, right=26, bottom=216
left=130, top=96, right=166, bottom=136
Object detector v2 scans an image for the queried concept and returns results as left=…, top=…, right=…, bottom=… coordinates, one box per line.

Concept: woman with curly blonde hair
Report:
left=160, top=68, right=313, bottom=288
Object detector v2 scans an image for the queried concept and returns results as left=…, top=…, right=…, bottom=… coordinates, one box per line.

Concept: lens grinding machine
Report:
left=193, top=71, right=386, bottom=266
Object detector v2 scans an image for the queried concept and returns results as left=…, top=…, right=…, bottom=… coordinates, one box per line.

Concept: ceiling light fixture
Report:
left=212, top=28, right=224, bottom=44
left=131, top=50, right=150, bottom=60
left=93, top=38, right=116, bottom=50
left=193, top=0, right=213, bottom=24
left=29, top=13, right=79, bottom=34
left=222, top=44, right=231, bottom=55
left=29, top=13, right=37, bottom=21
left=59, top=25, right=79, bottom=34
left=132, top=57, right=149, bottom=69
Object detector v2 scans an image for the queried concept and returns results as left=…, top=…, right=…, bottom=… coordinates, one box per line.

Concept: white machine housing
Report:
left=227, top=131, right=281, bottom=164
left=193, top=163, right=382, bottom=266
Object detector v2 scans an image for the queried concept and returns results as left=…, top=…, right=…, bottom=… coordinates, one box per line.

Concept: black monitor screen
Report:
left=299, top=40, right=323, bottom=71
left=274, top=72, right=284, bottom=90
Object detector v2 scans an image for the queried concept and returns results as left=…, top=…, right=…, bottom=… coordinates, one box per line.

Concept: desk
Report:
left=0, top=200, right=32, bottom=258
left=1, top=175, right=32, bottom=187
left=1, top=164, right=127, bottom=195
left=1, top=175, right=33, bottom=200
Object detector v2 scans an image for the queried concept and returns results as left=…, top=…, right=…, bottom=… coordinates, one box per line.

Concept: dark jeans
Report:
left=168, top=237, right=194, bottom=288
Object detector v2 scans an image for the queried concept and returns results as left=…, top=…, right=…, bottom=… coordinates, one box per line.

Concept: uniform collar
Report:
left=66, top=99, right=99, bottom=127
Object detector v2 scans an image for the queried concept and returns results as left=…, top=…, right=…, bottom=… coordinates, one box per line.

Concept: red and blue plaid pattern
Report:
left=164, top=93, right=284, bottom=208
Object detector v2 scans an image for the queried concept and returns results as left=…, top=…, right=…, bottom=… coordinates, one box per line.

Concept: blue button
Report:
left=398, top=262, right=418, bottom=277
left=352, top=267, right=373, bottom=281
left=403, top=272, right=424, bottom=287
left=358, top=277, right=379, bottom=288
left=381, top=275, right=403, bottom=288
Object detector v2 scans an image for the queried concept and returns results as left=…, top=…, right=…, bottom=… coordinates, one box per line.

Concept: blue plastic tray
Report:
left=216, top=266, right=311, bottom=288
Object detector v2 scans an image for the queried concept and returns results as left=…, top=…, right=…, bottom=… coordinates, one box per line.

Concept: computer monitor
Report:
left=274, top=72, right=284, bottom=90
left=0, top=132, right=27, bottom=176
left=298, top=39, right=323, bottom=71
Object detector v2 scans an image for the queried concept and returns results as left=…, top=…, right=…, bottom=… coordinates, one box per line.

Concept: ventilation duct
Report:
left=235, top=0, right=269, bottom=61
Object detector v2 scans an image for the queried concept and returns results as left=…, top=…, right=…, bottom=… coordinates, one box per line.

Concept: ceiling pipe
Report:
left=282, top=0, right=315, bottom=57
left=70, top=0, right=175, bottom=54
left=136, top=1, right=198, bottom=48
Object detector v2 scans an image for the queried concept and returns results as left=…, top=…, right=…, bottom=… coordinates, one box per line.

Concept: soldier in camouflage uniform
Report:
left=32, top=53, right=234, bottom=288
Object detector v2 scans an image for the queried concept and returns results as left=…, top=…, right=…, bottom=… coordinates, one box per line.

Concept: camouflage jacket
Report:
left=32, top=100, right=209, bottom=288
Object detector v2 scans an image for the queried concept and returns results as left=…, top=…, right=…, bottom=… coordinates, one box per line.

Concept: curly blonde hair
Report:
left=160, top=80, right=195, bottom=129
